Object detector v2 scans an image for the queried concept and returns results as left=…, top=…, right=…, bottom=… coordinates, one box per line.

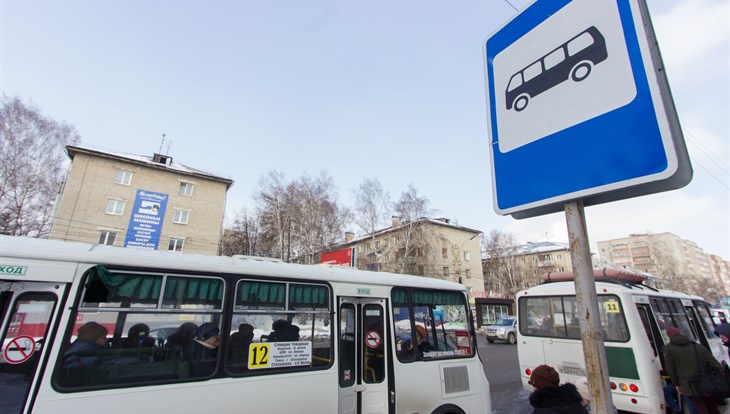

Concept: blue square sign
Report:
left=484, top=0, right=691, bottom=218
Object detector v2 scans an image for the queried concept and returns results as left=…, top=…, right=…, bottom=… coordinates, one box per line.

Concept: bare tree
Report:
left=253, top=170, right=350, bottom=263
left=0, top=96, right=80, bottom=237
left=291, top=171, right=350, bottom=264
left=352, top=177, right=391, bottom=236
left=220, top=208, right=261, bottom=257
left=646, top=237, right=686, bottom=292
left=255, top=170, right=295, bottom=261
left=390, top=184, right=435, bottom=273
left=481, top=229, right=527, bottom=296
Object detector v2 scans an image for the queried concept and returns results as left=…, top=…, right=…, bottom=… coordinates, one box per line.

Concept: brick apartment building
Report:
left=49, top=145, right=233, bottom=255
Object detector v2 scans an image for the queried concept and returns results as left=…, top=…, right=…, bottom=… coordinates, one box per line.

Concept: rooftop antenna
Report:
left=166, top=138, right=173, bottom=155
left=159, top=133, right=166, bottom=153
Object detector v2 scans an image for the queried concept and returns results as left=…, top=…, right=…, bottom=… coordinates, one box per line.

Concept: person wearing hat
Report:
left=190, top=322, right=221, bottom=376
left=528, top=364, right=587, bottom=413
left=664, top=326, right=721, bottom=414
left=714, top=323, right=730, bottom=360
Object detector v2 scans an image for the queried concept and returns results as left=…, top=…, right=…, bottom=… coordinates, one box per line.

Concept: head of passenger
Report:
left=125, top=323, right=151, bottom=347
left=194, top=323, right=221, bottom=348
left=415, top=325, right=427, bottom=344
left=238, top=323, right=254, bottom=342
left=529, top=364, right=560, bottom=390
left=77, top=321, right=109, bottom=348
left=666, top=326, right=682, bottom=338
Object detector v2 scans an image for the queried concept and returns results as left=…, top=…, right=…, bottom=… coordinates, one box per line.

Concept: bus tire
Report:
left=513, top=94, right=529, bottom=112
left=571, top=61, right=592, bottom=82
left=431, top=404, right=465, bottom=414
left=507, top=333, right=516, bottom=344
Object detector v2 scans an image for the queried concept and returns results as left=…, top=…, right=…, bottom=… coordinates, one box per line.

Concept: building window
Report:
left=168, top=238, right=184, bottom=252
left=465, top=269, right=471, bottom=278
left=113, top=169, right=132, bottom=185
left=179, top=182, right=194, bottom=196
left=556, top=254, right=562, bottom=260
left=366, top=242, right=371, bottom=251
left=442, top=248, right=448, bottom=259
left=417, top=265, right=424, bottom=275
left=374, top=240, right=380, bottom=249
left=105, top=199, right=125, bottom=215
left=443, top=267, right=449, bottom=277
left=463, top=251, right=471, bottom=261
left=173, top=209, right=190, bottom=224
left=98, top=231, right=117, bottom=246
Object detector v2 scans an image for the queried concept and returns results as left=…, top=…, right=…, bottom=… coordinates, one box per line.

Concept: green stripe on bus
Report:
left=605, top=347, right=639, bottom=380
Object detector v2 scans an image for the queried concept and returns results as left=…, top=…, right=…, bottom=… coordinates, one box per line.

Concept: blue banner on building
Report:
left=124, top=190, right=168, bottom=250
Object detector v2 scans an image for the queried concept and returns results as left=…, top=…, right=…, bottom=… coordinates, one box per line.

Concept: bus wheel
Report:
left=571, top=62, right=592, bottom=82
left=513, top=95, right=529, bottom=112
left=507, top=333, right=516, bottom=344
left=431, top=404, right=465, bottom=414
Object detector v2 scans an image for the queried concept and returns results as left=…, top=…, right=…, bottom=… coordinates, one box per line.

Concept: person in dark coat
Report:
left=528, top=364, right=588, bottom=414
left=663, top=326, right=722, bottom=414
left=228, top=323, right=254, bottom=372
left=189, top=323, right=220, bottom=376
left=62, top=321, right=109, bottom=368
left=714, top=323, right=730, bottom=360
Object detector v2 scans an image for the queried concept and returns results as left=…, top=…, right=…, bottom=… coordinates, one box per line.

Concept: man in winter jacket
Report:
left=663, top=326, right=722, bottom=414
left=528, top=364, right=588, bottom=414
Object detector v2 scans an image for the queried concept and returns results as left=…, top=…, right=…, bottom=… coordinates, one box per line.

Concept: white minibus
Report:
left=0, top=236, right=490, bottom=414
left=516, top=268, right=729, bottom=414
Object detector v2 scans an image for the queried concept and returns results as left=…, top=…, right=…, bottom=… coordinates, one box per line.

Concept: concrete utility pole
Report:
left=565, top=199, right=615, bottom=414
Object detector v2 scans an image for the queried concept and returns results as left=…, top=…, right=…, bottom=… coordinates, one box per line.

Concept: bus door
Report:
left=338, top=297, right=389, bottom=414
left=636, top=303, right=664, bottom=366
left=0, top=281, right=64, bottom=414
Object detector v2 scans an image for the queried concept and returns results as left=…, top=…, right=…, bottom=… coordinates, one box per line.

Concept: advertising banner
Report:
left=320, top=248, right=354, bottom=266
left=124, top=190, right=168, bottom=249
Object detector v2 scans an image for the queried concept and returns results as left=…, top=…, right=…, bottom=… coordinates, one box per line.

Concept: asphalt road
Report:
left=477, top=332, right=533, bottom=414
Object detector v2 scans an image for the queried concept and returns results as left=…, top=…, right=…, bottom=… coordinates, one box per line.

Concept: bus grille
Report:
left=443, top=366, right=470, bottom=394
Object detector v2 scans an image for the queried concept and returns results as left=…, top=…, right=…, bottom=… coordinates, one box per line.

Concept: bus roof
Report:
left=0, top=235, right=466, bottom=291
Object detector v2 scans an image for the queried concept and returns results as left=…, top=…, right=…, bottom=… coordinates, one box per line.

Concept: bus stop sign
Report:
left=483, top=0, right=692, bottom=218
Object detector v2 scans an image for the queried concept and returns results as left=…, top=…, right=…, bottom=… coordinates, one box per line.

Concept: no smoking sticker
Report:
left=365, top=330, right=381, bottom=349
left=3, top=335, right=36, bottom=364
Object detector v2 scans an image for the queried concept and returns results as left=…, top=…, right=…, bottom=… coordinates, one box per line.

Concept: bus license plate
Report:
left=558, top=366, right=585, bottom=376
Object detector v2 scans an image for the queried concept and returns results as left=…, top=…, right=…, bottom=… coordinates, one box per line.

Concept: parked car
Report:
left=485, top=316, right=517, bottom=344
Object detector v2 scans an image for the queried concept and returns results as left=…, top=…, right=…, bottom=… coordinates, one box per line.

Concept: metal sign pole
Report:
left=565, top=199, right=614, bottom=413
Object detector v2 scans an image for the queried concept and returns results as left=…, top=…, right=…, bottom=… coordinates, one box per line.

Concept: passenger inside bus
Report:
left=62, top=322, right=109, bottom=368
left=264, top=319, right=300, bottom=342
left=189, top=323, right=220, bottom=376
left=415, top=325, right=433, bottom=354
left=228, top=323, right=254, bottom=373
left=165, top=322, right=197, bottom=362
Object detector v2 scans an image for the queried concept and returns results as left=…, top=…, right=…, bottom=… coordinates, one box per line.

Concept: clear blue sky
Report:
left=2, top=0, right=728, bottom=258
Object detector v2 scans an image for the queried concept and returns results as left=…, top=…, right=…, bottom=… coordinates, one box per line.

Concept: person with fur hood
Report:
left=528, top=364, right=588, bottom=414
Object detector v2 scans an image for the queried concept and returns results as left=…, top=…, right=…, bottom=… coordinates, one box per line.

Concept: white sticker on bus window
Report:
left=248, top=341, right=312, bottom=370
left=365, top=310, right=381, bottom=316
left=604, top=301, right=620, bottom=313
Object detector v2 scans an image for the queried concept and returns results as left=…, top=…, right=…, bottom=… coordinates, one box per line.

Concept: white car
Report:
left=485, top=317, right=517, bottom=345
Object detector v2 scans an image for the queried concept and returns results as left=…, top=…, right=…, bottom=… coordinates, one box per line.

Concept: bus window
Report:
left=55, top=267, right=224, bottom=389
left=229, top=280, right=332, bottom=374
left=391, top=288, right=473, bottom=361
left=567, top=31, right=594, bottom=56
left=544, top=48, right=566, bottom=71
left=523, top=61, right=543, bottom=83
left=650, top=297, right=695, bottom=342
left=518, top=295, right=629, bottom=342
